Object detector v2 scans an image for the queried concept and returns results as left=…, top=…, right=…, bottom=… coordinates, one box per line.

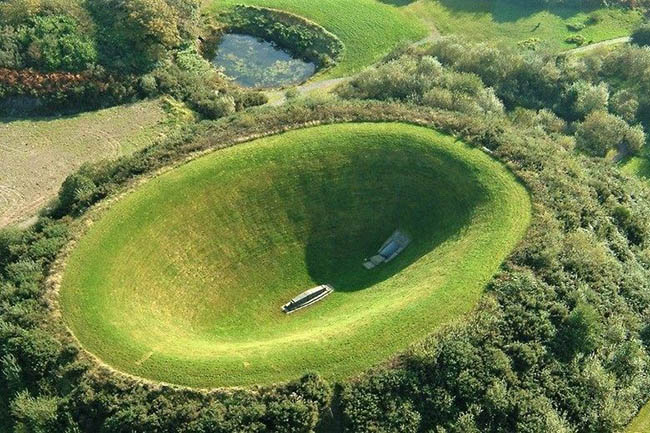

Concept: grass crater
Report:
left=59, top=123, right=531, bottom=387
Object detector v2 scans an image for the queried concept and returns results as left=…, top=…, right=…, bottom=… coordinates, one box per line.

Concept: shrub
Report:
left=567, top=80, right=609, bottom=119
left=285, top=88, right=299, bottom=100
left=631, top=23, right=650, bottom=47
left=575, top=111, right=627, bottom=156
left=566, top=21, right=586, bottom=32
left=10, top=391, right=60, bottom=433
left=565, top=34, right=587, bottom=46
left=337, top=55, right=503, bottom=115
left=517, top=37, right=541, bottom=51
left=19, top=15, right=97, bottom=72
left=610, top=89, right=639, bottom=123
left=87, top=0, right=200, bottom=74
left=54, top=166, right=98, bottom=217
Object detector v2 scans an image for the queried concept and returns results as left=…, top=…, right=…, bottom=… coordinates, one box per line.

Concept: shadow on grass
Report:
left=378, top=0, right=418, bottom=6
left=282, top=145, right=489, bottom=293
left=436, top=0, right=603, bottom=23
left=0, top=97, right=137, bottom=123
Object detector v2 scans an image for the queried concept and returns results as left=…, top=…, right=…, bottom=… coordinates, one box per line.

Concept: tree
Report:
left=568, top=81, right=609, bottom=119
left=55, top=166, right=98, bottom=216
left=575, top=111, right=628, bottom=157
left=87, top=0, right=199, bottom=73
left=10, top=391, right=60, bottom=433
left=20, top=15, right=97, bottom=72
left=610, top=89, right=639, bottom=123
left=555, top=303, right=602, bottom=360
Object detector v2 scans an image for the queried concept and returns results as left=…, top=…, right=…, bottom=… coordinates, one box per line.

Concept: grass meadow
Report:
left=627, top=402, right=650, bottom=433
left=405, top=0, right=643, bottom=51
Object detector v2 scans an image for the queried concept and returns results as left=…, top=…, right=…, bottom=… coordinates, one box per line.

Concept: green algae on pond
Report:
left=213, top=33, right=316, bottom=88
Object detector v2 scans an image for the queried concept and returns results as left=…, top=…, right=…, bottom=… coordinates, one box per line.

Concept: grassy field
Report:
left=206, top=0, right=428, bottom=78
left=405, top=0, right=642, bottom=51
left=627, top=402, right=650, bottom=433
left=59, top=122, right=531, bottom=388
left=621, top=156, right=650, bottom=180
left=0, top=98, right=190, bottom=228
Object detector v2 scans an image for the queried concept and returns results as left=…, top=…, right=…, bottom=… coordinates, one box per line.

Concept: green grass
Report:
left=621, top=156, right=650, bottom=180
left=59, top=122, right=531, bottom=388
left=404, top=0, right=643, bottom=52
left=206, top=0, right=428, bottom=78
left=627, top=402, right=650, bottom=433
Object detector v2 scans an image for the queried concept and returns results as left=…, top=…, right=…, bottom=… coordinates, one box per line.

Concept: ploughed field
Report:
left=59, top=123, right=531, bottom=387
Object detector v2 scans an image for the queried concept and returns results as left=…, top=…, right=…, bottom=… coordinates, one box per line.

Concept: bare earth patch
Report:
left=0, top=100, right=176, bottom=228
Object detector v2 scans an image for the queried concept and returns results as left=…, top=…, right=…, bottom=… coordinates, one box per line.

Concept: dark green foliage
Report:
left=575, top=111, right=645, bottom=156
left=555, top=302, right=602, bottom=360
left=632, top=23, right=650, bottom=47
left=86, top=0, right=199, bottom=74
left=10, top=391, right=60, bottom=433
left=54, top=165, right=99, bottom=217
left=18, top=15, right=97, bottom=72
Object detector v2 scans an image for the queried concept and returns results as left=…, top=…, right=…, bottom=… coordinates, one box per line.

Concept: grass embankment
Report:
left=60, top=122, right=531, bottom=388
left=627, top=402, right=650, bottom=433
left=0, top=98, right=190, bottom=228
left=206, top=0, right=427, bottom=78
left=621, top=156, right=650, bottom=180
left=405, top=0, right=642, bottom=51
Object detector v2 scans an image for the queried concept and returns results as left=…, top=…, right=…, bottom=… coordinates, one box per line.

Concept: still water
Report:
left=213, top=34, right=316, bottom=88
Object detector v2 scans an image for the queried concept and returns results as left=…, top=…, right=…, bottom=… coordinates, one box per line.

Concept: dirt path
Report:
left=561, top=36, right=631, bottom=56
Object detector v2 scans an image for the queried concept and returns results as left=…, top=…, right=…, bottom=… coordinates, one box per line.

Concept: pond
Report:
left=212, top=33, right=317, bottom=88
